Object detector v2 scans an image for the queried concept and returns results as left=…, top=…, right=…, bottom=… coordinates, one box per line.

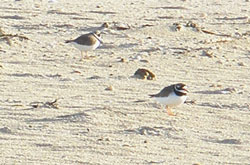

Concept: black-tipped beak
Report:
left=182, top=86, right=188, bottom=92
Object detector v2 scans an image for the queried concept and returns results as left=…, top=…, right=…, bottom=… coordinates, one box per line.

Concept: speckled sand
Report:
left=0, top=0, right=250, bottom=164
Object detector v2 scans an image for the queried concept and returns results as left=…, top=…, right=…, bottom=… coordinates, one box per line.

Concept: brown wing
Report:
left=150, top=85, right=174, bottom=97
left=74, top=33, right=97, bottom=46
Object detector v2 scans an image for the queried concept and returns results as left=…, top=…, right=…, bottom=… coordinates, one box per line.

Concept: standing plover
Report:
left=65, top=31, right=103, bottom=61
left=150, top=83, right=188, bottom=116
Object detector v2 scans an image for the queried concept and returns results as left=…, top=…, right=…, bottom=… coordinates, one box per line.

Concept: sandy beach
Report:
left=0, top=0, right=250, bottom=164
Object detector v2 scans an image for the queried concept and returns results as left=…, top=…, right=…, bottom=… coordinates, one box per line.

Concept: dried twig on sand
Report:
left=30, top=99, right=59, bottom=109
left=201, top=29, right=232, bottom=37
left=0, top=27, right=29, bottom=46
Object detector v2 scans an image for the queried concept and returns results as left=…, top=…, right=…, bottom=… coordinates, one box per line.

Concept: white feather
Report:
left=154, top=92, right=187, bottom=108
left=71, top=40, right=100, bottom=52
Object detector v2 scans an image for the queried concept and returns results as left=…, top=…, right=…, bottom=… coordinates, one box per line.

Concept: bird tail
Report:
left=149, top=94, right=156, bottom=98
left=65, top=40, right=73, bottom=43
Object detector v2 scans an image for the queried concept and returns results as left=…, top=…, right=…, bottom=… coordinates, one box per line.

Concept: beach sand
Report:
left=0, top=0, right=249, bottom=164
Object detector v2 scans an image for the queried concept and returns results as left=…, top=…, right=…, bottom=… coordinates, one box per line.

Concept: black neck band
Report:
left=174, top=89, right=187, bottom=96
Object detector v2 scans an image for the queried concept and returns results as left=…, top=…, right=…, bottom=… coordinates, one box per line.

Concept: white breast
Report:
left=154, top=92, right=187, bottom=108
left=71, top=40, right=100, bottom=51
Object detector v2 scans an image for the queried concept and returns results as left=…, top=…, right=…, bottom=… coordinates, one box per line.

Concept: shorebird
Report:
left=150, top=83, right=188, bottom=116
left=65, top=30, right=103, bottom=61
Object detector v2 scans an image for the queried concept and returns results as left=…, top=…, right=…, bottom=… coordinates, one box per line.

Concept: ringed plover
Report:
left=65, top=30, right=103, bottom=61
left=150, top=83, right=188, bottom=116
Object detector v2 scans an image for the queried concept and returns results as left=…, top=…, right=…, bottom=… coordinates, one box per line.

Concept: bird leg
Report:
left=85, top=51, right=90, bottom=59
left=80, top=51, right=95, bottom=61
left=80, top=51, right=89, bottom=61
left=80, top=51, right=85, bottom=61
left=166, top=106, right=176, bottom=116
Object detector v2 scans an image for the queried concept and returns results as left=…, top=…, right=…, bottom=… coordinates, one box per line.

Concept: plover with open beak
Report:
left=65, top=30, right=103, bottom=61
left=149, top=83, right=188, bottom=116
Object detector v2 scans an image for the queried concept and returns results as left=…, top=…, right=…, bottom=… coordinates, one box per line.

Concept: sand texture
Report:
left=0, top=0, right=250, bottom=164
